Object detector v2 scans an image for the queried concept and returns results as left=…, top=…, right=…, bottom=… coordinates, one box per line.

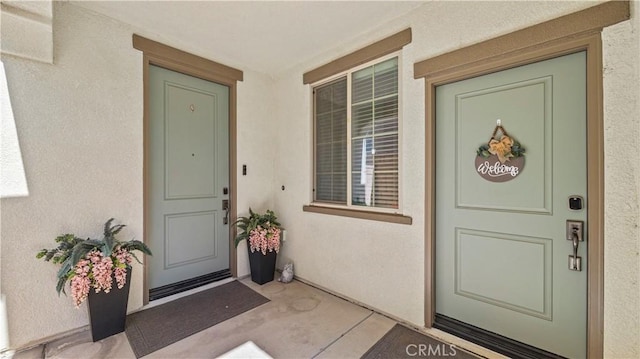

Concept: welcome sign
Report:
left=476, top=120, right=525, bottom=183
left=475, top=155, right=524, bottom=182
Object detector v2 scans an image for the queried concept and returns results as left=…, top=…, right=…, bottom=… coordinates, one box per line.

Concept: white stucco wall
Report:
left=236, top=74, right=277, bottom=277
left=272, top=1, right=639, bottom=357
left=1, top=0, right=637, bottom=355
left=0, top=2, right=275, bottom=348
left=1, top=2, right=144, bottom=347
left=0, top=0, right=53, bottom=63
left=602, top=1, right=640, bottom=357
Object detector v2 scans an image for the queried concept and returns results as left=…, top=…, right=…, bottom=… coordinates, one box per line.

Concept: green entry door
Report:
left=435, top=52, right=587, bottom=358
left=148, top=65, right=230, bottom=291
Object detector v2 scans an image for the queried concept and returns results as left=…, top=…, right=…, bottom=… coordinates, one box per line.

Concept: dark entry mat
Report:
left=125, top=280, right=269, bottom=358
left=361, top=324, right=479, bottom=359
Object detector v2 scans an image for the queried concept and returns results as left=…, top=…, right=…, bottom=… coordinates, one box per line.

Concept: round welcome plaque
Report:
left=475, top=154, right=524, bottom=182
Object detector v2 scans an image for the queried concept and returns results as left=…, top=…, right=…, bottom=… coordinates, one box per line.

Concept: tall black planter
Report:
left=87, top=269, right=131, bottom=342
left=247, top=247, right=277, bottom=285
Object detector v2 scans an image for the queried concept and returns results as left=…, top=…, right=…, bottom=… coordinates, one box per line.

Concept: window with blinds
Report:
left=313, top=56, right=399, bottom=210
left=315, top=78, right=348, bottom=204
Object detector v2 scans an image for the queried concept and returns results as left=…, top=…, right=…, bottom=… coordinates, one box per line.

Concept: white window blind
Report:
left=351, top=57, right=398, bottom=209
left=315, top=78, right=347, bottom=204
left=314, top=56, right=399, bottom=210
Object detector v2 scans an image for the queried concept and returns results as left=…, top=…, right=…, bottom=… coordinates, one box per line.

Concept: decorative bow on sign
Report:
left=477, top=122, right=525, bottom=164
left=489, top=135, right=514, bottom=163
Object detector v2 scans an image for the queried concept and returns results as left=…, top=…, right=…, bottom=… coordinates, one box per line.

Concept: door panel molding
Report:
left=133, top=35, right=243, bottom=305
left=414, top=2, right=630, bottom=357
left=164, top=211, right=218, bottom=268
left=163, top=82, right=219, bottom=200
left=454, top=228, right=553, bottom=321
left=454, top=77, right=553, bottom=214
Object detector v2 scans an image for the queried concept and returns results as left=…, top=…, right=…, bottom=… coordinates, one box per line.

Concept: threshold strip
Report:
left=149, top=269, right=232, bottom=301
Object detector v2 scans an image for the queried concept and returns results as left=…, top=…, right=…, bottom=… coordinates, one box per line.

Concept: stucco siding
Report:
left=0, top=2, right=275, bottom=348
left=1, top=2, right=144, bottom=346
left=602, top=1, right=640, bottom=356
left=0, top=0, right=637, bottom=356
left=273, top=1, right=639, bottom=357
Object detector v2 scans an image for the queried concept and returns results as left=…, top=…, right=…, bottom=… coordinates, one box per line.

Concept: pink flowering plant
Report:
left=36, top=219, right=152, bottom=307
left=233, top=209, right=282, bottom=255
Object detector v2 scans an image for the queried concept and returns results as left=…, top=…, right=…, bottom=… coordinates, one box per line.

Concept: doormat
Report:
left=125, top=280, right=269, bottom=358
left=361, top=324, right=479, bottom=359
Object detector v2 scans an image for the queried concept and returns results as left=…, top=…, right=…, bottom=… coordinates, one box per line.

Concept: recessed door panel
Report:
left=165, top=212, right=217, bottom=268
left=455, top=77, right=552, bottom=214
left=455, top=228, right=552, bottom=320
left=165, top=84, right=217, bottom=200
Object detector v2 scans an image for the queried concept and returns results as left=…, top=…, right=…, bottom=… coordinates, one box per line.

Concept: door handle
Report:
left=567, top=220, right=584, bottom=271
left=222, top=199, right=229, bottom=225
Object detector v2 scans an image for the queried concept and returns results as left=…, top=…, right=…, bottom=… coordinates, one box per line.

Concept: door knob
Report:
left=567, top=220, right=584, bottom=271
left=222, top=199, right=229, bottom=225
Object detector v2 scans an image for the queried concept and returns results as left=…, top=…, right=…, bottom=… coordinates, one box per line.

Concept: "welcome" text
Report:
left=476, top=160, right=520, bottom=177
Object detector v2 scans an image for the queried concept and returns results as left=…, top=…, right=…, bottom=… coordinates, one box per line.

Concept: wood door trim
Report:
left=413, top=1, right=629, bottom=80
left=133, top=35, right=243, bottom=82
left=414, top=2, right=630, bottom=357
left=134, top=35, right=243, bottom=305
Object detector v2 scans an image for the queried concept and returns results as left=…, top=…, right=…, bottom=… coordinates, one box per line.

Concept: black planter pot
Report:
left=86, top=269, right=131, bottom=342
left=247, top=247, right=277, bottom=285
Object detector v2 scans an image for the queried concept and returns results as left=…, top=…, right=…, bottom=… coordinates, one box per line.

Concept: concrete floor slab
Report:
left=45, top=331, right=135, bottom=359
left=9, top=278, right=497, bottom=359
left=315, top=313, right=396, bottom=359
left=146, top=279, right=373, bottom=358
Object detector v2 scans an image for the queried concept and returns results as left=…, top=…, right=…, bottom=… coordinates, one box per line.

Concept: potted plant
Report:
left=234, top=209, right=282, bottom=285
left=36, top=218, right=152, bottom=341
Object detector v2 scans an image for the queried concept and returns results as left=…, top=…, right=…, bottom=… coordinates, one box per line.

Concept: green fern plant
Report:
left=233, top=208, right=281, bottom=248
left=36, top=218, right=152, bottom=297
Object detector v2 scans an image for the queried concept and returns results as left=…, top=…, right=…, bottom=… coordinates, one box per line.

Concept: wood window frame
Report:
left=303, top=28, right=411, bottom=85
left=413, top=1, right=630, bottom=358
left=132, top=35, right=243, bottom=305
left=303, top=28, right=413, bottom=225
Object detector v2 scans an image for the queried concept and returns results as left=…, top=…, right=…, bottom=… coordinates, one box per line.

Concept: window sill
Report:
left=302, top=204, right=412, bottom=225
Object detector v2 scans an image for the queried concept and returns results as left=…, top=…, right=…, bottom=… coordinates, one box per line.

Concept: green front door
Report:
left=148, top=65, right=230, bottom=291
left=435, top=52, right=587, bottom=358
